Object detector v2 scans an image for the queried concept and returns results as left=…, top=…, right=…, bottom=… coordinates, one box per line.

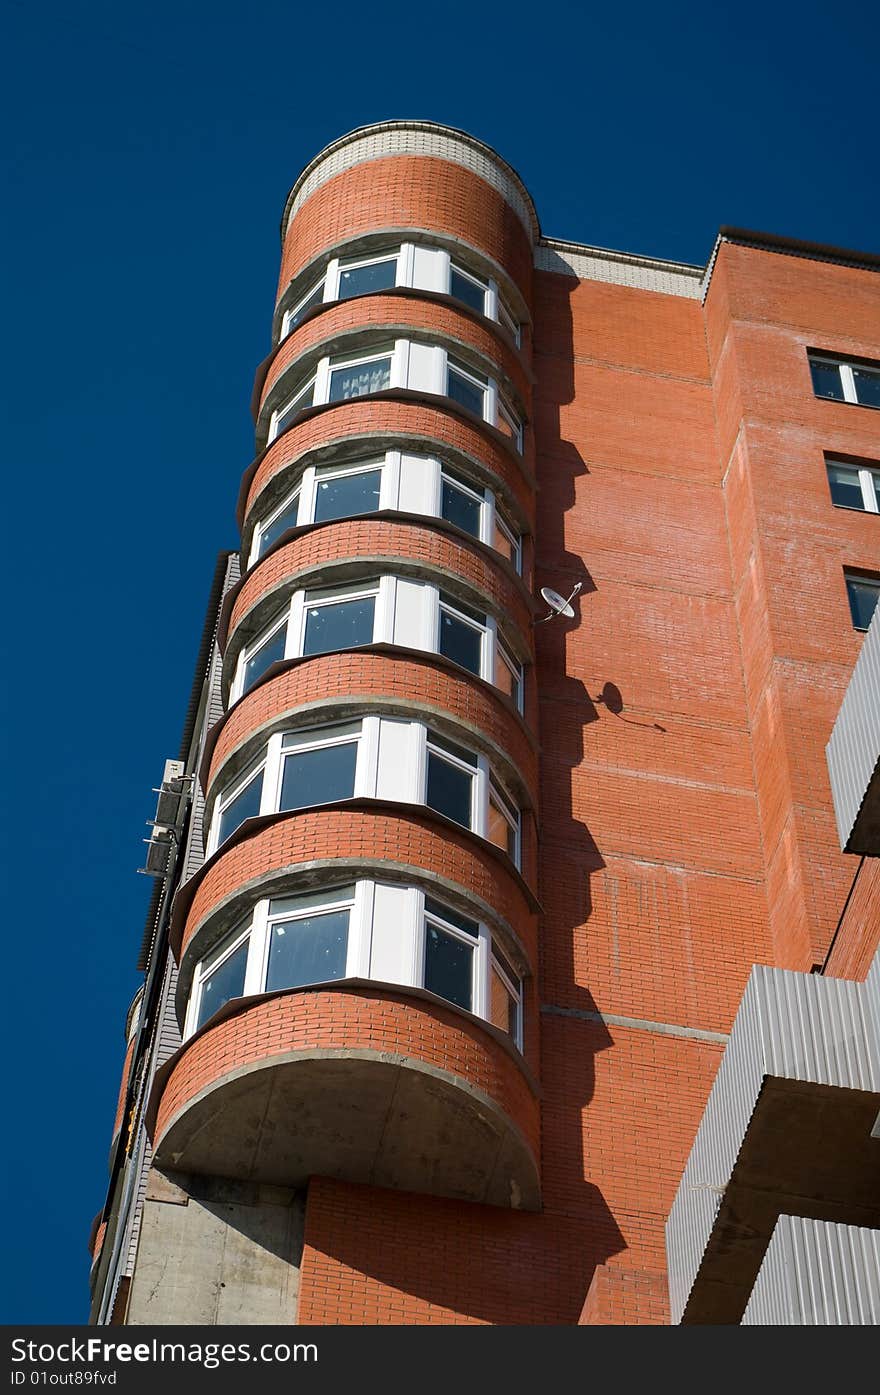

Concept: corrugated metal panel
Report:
left=743, top=1216, right=880, bottom=1324
left=827, top=602, right=880, bottom=851
left=666, top=956, right=880, bottom=1323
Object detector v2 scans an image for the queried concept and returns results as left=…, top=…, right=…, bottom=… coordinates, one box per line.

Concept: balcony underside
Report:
left=154, top=1048, right=541, bottom=1212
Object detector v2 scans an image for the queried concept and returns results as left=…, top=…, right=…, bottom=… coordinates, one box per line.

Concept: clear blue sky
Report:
left=2, top=0, right=878, bottom=1324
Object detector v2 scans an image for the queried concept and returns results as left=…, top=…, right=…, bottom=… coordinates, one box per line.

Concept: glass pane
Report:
left=424, top=923, right=472, bottom=1010
left=424, top=897, right=478, bottom=936
left=329, top=357, right=391, bottom=402
left=846, top=578, right=880, bottom=631
left=286, top=281, right=324, bottom=334
left=258, top=494, right=300, bottom=556
left=426, top=752, right=473, bottom=828
left=441, top=478, right=482, bottom=537
left=303, top=595, right=375, bottom=655
left=487, top=797, right=516, bottom=858
left=197, top=938, right=248, bottom=1029
left=243, top=622, right=287, bottom=694
left=270, top=885, right=355, bottom=918
left=827, top=465, right=865, bottom=511
left=489, top=962, right=518, bottom=1039
left=810, top=359, right=845, bottom=401
left=276, top=381, right=315, bottom=433
left=217, top=768, right=264, bottom=846
left=493, top=517, right=518, bottom=566
left=496, top=405, right=520, bottom=442
left=450, top=267, right=486, bottom=313
left=494, top=650, right=522, bottom=708
left=439, top=610, right=483, bottom=674
left=266, top=909, right=350, bottom=991
left=314, top=469, right=382, bottom=523
left=338, top=259, right=397, bottom=299
left=853, top=367, right=880, bottom=409
left=447, top=367, right=485, bottom=416
left=280, top=741, right=357, bottom=811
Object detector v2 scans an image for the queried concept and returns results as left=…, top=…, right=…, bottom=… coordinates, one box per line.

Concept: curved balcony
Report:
left=239, top=398, right=536, bottom=534
left=149, top=986, right=540, bottom=1211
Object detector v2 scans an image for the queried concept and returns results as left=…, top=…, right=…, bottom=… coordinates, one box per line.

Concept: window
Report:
left=440, top=467, right=483, bottom=539
left=191, top=922, right=250, bottom=1031
left=328, top=349, right=392, bottom=403
left=827, top=460, right=880, bottom=513
left=447, top=358, right=488, bottom=417
left=302, top=581, right=378, bottom=656
left=426, top=731, right=477, bottom=829
left=845, top=572, right=880, bottom=631
left=214, top=758, right=265, bottom=847
left=497, top=394, right=524, bottom=452
left=438, top=591, right=486, bottom=676
left=497, top=295, right=521, bottom=348
left=185, top=880, right=525, bottom=1049
left=338, top=250, right=399, bottom=300
left=495, top=638, right=523, bottom=712
left=273, top=376, right=316, bottom=437
left=278, top=724, right=360, bottom=812
left=450, top=263, right=489, bottom=315
left=313, top=461, right=383, bottom=523
left=423, top=898, right=477, bottom=1011
left=281, top=279, right=325, bottom=339
left=238, top=611, right=289, bottom=696
left=265, top=887, right=354, bottom=992
left=809, top=353, right=880, bottom=408
left=493, top=510, right=522, bottom=572
left=252, top=486, right=302, bottom=561
left=487, top=780, right=520, bottom=862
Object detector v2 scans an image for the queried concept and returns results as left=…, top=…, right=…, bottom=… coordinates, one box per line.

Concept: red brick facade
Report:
left=106, top=124, right=880, bottom=1327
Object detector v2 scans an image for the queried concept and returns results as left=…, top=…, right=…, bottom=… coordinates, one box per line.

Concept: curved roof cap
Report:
left=281, top=120, right=540, bottom=245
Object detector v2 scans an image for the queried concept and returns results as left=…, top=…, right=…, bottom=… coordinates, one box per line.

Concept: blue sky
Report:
left=2, top=0, right=878, bottom=1324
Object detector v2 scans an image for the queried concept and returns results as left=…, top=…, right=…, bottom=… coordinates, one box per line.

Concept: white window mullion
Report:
left=397, top=243, right=415, bottom=287
left=348, top=881, right=373, bottom=978
left=841, top=363, right=858, bottom=404
left=375, top=574, right=395, bottom=643
left=382, top=449, right=401, bottom=510
left=475, top=759, right=489, bottom=838
left=425, top=583, right=441, bottom=653
left=485, top=616, right=498, bottom=685
left=484, top=492, right=498, bottom=549
left=413, top=888, right=428, bottom=988
left=262, top=734, right=283, bottom=816
left=324, top=258, right=341, bottom=301
left=357, top=716, right=381, bottom=798
left=314, top=357, right=331, bottom=405
left=858, top=468, right=879, bottom=512
left=486, top=280, right=500, bottom=322
left=391, top=338, right=410, bottom=390
left=485, top=379, right=499, bottom=427
left=476, top=927, right=491, bottom=1023
left=245, top=903, right=269, bottom=996
left=288, top=591, right=306, bottom=659
left=300, top=466, right=318, bottom=524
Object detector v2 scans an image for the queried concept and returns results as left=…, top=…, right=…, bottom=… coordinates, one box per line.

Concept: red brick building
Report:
left=88, top=121, right=880, bottom=1326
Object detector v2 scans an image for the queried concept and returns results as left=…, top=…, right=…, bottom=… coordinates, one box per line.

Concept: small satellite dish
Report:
left=535, top=581, right=582, bottom=623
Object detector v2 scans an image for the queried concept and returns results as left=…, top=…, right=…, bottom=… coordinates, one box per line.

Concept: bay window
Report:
left=230, top=575, right=523, bottom=710
left=208, top=717, right=521, bottom=866
left=185, top=880, right=524, bottom=1051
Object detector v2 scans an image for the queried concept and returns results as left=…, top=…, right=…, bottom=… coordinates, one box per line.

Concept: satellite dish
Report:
left=536, top=582, right=582, bottom=623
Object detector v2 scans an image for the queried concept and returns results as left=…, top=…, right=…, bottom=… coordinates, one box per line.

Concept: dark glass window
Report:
left=845, top=575, right=880, bottom=631
left=258, top=493, right=300, bottom=557
left=827, top=465, right=866, bottom=511
left=810, top=359, right=845, bottom=401
left=216, top=767, right=264, bottom=846
left=424, top=920, right=473, bottom=1011
left=303, top=594, right=375, bottom=655
left=197, top=937, right=248, bottom=1029
left=314, top=469, right=382, bottom=523
left=275, top=380, right=315, bottom=434
left=285, top=281, right=324, bottom=334
left=441, top=474, right=482, bottom=537
left=329, top=356, right=391, bottom=402
left=426, top=749, right=473, bottom=828
left=279, top=740, right=358, bottom=811
left=439, top=605, right=483, bottom=674
left=853, top=366, right=880, bottom=409
left=450, top=266, right=487, bottom=314
left=447, top=365, right=486, bottom=416
left=242, top=621, right=287, bottom=694
left=338, top=258, right=397, bottom=299
left=266, top=908, right=350, bottom=991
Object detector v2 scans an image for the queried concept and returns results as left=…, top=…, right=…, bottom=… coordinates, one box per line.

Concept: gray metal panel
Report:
left=826, top=602, right=880, bottom=851
left=743, top=1215, right=880, bottom=1324
left=666, top=960, right=880, bottom=1323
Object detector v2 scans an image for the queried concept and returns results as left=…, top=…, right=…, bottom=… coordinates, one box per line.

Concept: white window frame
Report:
left=446, top=355, right=492, bottom=421
left=268, top=343, right=407, bottom=445
left=449, top=262, right=489, bottom=315
left=496, top=295, right=522, bottom=348
left=184, top=880, right=525, bottom=1050
left=810, top=353, right=880, bottom=408
left=271, top=375, right=317, bottom=440
left=497, top=394, right=524, bottom=453
left=250, top=451, right=521, bottom=572
left=329, top=247, right=403, bottom=302
left=206, top=719, right=379, bottom=855
left=488, top=778, right=521, bottom=865
left=280, top=278, right=326, bottom=340
left=826, top=459, right=880, bottom=513
left=422, top=726, right=520, bottom=867
left=233, top=608, right=291, bottom=701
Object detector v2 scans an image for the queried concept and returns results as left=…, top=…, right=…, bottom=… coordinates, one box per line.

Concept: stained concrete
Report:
left=126, top=1170, right=305, bottom=1326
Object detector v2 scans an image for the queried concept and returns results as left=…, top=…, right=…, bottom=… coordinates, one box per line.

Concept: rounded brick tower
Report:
left=149, top=122, right=542, bottom=1212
